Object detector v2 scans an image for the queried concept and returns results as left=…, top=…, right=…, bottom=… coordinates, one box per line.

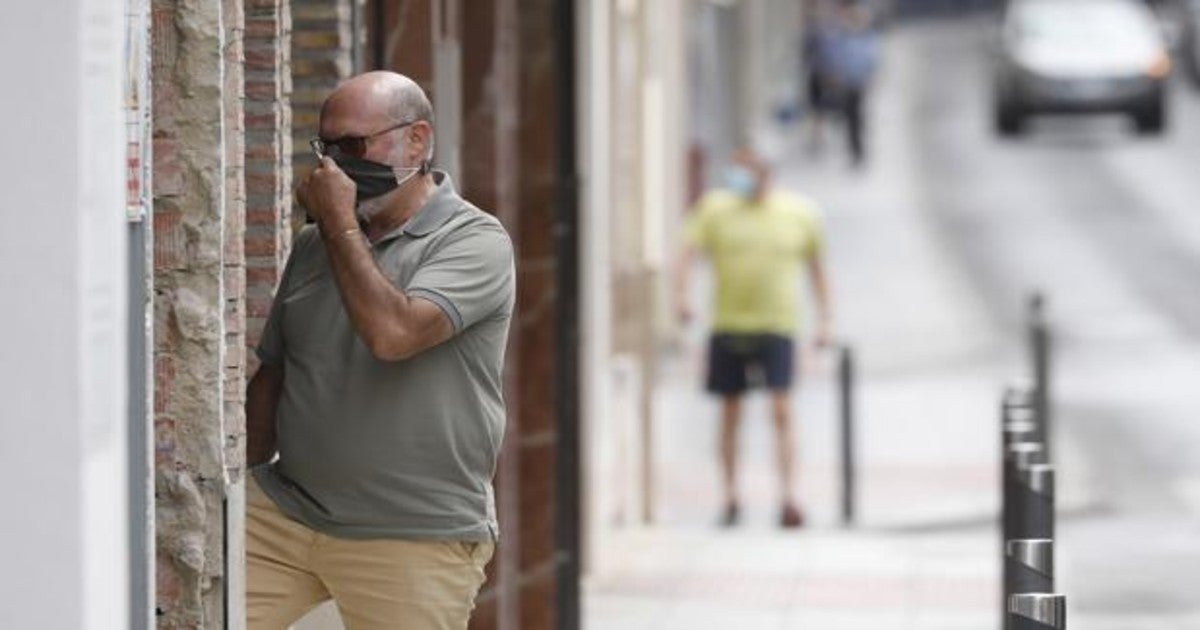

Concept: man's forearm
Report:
left=320, top=227, right=419, bottom=355
left=246, top=364, right=284, bottom=466
left=809, top=256, right=833, bottom=324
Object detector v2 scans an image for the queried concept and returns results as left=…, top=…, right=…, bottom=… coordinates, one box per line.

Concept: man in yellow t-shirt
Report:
left=676, top=147, right=832, bottom=528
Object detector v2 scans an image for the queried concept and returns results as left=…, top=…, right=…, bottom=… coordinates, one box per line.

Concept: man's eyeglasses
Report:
left=310, top=120, right=418, bottom=159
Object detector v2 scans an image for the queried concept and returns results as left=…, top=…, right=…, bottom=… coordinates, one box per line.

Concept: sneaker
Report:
left=719, top=501, right=740, bottom=528
left=780, top=503, right=805, bottom=529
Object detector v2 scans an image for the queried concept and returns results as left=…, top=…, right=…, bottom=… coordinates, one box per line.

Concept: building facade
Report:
left=0, top=0, right=791, bottom=628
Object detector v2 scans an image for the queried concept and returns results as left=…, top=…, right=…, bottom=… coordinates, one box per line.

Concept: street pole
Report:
left=838, top=345, right=857, bottom=527
left=1002, top=440, right=1043, bottom=630
left=1028, top=293, right=1052, bottom=458
left=1004, top=442, right=1046, bottom=540
left=1006, top=539, right=1054, bottom=600
left=1013, top=463, right=1055, bottom=541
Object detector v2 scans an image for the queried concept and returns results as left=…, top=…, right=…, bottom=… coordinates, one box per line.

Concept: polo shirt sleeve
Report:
left=254, top=228, right=309, bottom=366
left=406, top=222, right=515, bottom=333
left=256, top=269, right=288, bottom=366
left=800, top=203, right=827, bottom=261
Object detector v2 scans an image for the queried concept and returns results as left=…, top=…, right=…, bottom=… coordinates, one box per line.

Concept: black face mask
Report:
left=332, top=154, right=399, bottom=204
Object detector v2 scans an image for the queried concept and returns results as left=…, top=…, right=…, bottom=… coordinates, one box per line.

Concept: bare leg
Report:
left=720, top=395, right=742, bottom=508
left=770, top=391, right=798, bottom=508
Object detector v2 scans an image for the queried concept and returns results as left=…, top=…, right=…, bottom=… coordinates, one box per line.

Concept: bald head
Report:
left=316, top=71, right=436, bottom=175
left=321, top=71, right=433, bottom=134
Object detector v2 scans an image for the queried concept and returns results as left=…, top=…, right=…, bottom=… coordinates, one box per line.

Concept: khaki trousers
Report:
left=246, top=478, right=494, bottom=630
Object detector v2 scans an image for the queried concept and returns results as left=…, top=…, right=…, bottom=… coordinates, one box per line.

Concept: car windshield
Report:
left=1014, top=2, right=1157, bottom=47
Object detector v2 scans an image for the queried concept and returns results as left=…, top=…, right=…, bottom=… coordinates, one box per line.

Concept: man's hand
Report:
left=296, top=157, right=357, bottom=230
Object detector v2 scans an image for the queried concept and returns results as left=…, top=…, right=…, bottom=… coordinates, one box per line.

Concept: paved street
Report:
left=911, top=17, right=1200, bottom=628
left=586, top=16, right=1200, bottom=630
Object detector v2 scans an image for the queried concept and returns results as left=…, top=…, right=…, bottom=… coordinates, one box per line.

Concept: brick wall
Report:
left=149, top=0, right=294, bottom=625
left=290, top=0, right=354, bottom=221
left=151, top=0, right=239, bottom=625
left=244, top=0, right=293, bottom=368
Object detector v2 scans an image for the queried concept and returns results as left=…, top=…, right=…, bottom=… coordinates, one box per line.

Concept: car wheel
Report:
left=995, top=103, right=1024, bottom=137
left=1133, top=96, right=1166, bottom=135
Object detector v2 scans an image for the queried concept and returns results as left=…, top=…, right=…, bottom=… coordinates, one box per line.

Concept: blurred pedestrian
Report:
left=826, top=0, right=880, bottom=167
left=802, top=0, right=838, bottom=153
left=675, top=147, right=833, bottom=529
left=244, top=71, right=515, bottom=629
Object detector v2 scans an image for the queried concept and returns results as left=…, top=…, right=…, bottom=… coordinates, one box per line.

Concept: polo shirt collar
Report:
left=376, top=171, right=461, bottom=243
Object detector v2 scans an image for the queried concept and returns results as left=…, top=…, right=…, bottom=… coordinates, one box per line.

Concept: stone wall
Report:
left=151, top=0, right=245, bottom=625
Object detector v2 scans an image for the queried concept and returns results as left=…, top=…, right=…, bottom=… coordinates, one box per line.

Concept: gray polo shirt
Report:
left=253, top=172, right=514, bottom=541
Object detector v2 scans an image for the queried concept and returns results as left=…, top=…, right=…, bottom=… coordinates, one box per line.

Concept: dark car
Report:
left=994, top=0, right=1172, bottom=135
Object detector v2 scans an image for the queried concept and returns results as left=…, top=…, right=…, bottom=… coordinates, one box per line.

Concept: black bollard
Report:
left=1006, top=539, right=1054, bottom=597
left=1012, top=463, right=1055, bottom=541
left=1009, top=593, right=1066, bottom=629
left=1002, top=441, right=1044, bottom=630
left=1004, top=444, right=1046, bottom=544
left=838, top=345, right=856, bottom=527
left=1000, top=424, right=1038, bottom=557
left=1003, top=381, right=1036, bottom=413
left=1028, top=293, right=1053, bottom=458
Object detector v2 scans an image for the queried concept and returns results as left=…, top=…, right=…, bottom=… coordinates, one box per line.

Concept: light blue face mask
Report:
left=724, top=165, right=758, bottom=198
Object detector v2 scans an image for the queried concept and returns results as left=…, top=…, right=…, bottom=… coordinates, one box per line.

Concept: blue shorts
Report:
left=706, top=333, right=795, bottom=395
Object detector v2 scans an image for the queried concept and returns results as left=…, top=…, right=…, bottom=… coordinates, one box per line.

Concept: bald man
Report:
left=676, top=148, right=831, bottom=529
left=243, top=71, right=514, bottom=629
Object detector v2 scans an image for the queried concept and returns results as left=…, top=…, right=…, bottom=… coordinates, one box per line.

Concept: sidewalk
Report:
left=584, top=28, right=1053, bottom=630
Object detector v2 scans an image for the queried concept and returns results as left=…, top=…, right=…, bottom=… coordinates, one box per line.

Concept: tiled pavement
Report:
left=586, top=529, right=996, bottom=630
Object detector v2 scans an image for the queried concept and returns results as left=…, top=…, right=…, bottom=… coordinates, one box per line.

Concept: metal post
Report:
left=1003, top=415, right=1041, bottom=528
left=1004, top=442, right=1045, bottom=541
left=1006, top=539, right=1054, bottom=599
left=1028, top=293, right=1052, bottom=458
left=1002, top=440, right=1043, bottom=630
left=1013, top=463, right=1055, bottom=541
left=1009, top=593, right=1066, bottom=629
left=838, top=345, right=857, bottom=527
left=1003, top=381, right=1036, bottom=412
left=1002, top=422, right=1037, bottom=533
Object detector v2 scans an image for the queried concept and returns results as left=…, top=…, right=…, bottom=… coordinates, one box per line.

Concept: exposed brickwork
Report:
left=151, top=0, right=243, bottom=625
left=289, top=0, right=353, bottom=224
left=244, top=0, right=293, bottom=373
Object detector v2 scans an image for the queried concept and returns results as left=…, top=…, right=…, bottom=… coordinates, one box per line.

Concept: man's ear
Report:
left=412, top=122, right=432, bottom=156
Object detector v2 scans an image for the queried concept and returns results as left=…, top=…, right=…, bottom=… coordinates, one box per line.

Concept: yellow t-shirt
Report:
left=685, top=189, right=825, bottom=335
